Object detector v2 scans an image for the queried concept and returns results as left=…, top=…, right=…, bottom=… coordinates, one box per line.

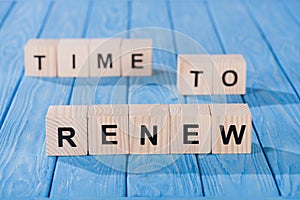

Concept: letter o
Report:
left=222, top=70, right=238, bottom=86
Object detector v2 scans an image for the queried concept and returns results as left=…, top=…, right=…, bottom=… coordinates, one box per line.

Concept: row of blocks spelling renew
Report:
left=46, top=104, right=252, bottom=156
left=24, top=38, right=152, bottom=77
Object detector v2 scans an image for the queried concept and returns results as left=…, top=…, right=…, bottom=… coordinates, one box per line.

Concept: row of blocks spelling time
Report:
left=46, top=104, right=252, bottom=156
left=25, top=38, right=246, bottom=95
left=25, top=38, right=152, bottom=77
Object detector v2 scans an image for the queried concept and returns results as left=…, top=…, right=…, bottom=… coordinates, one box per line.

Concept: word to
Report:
left=46, top=104, right=252, bottom=156
left=24, top=38, right=152, bottom=77
left=177, top=54, right=246, bottom=95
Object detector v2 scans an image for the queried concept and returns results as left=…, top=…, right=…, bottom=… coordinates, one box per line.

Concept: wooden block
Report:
left=46, top=105, right=88, bottom=156
left=210, top=104, right=252, bottom=154
left=129, top=104, right=169, bottom=154
left=89, top=39, right=122, bottom=77
left=169, top=104, right=211, bottom=154
left=121, top=39, right=152, bottom=76
left=177, top=54, right=213, bottom=95
left=57, top=39, right=89, bottom=77
left=212, top=54, right=246, bottom=94
left=24, top=39, right=58, bottom=77
left=88, top=104, right=129, bottom=154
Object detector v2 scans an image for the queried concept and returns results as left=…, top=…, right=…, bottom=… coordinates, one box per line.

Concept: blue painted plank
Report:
left=0, top=0, right=89, bottom=197
left=0, top=1, right=12, bottom=29
left=245, top=0, right=300, bottom=98
left=0, top=0, right=56, bottom=197
left=50, top=0, right=129, bottom=197
left=127, top=0, right=202, bottom=197
left=283, top=0, right=300, bottom=27
left=208, top=0, right=300, bottom=196
left=170, top=0, right=279, bottom=197
left=0, top=0, right=48, bottom=128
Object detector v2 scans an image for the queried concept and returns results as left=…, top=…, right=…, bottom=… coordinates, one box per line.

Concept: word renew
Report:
left=46, top=104, right=252, bottom=155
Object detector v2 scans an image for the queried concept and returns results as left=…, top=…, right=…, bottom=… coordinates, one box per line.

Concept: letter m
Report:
left=98, top=53, right=112, bottom=69
left=219, top=125, right=246, bottom=145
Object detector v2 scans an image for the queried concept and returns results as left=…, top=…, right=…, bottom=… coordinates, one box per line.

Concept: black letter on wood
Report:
left=190, top=70, right=203, bottom=87
left=183, top=124, right=199, bottom=144
left=141, top=125, right=157, bottom=145
left=98, top=54, right=113, bottom=69
left=72, top=54, right=76, bottom=69
left=219, top=125, right=246, bottom=145
left=102, top=125, right=118, bottom=145
left=58, top=127, right=76, bottom=147
left=132, top=53, right=143, bottom=69
left=34, top=55, right=46, bottom=70
left=222, top=70, right=238, bottom=86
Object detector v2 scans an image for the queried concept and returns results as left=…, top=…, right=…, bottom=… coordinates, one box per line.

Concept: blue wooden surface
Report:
left=170, top=0, right=279, bottom=197
left=0, top=0, right=299, bottom=198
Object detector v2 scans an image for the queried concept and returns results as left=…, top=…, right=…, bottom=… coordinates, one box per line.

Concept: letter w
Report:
left=219, top=125, right=246, bottom=145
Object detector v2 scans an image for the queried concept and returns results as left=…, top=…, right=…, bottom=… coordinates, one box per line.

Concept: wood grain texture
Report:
left=246, top=0, right=300, bottom=99
left=0, top=1, right=49, bottom=127
left=209, top=0, right=300, bottom=196
left=88, top=104, right=129, bottom=154
left=284, top=0, right=300, bottom=24
left=0, top=2, right=12, bottom=29
left=24, top=39, right=58, bottom=77
left=129, top=104, right=169, bottom=154
left=121, top=39, right=152, bottom=76
left=177, top=54, right=246, bottom=95
left=0, top=1, right=58, bottom=197
left=170, top=0, right=279, bottom=197
left=57, top=39, right=89, bottom=77
left=127, top=0, right=203, bottom=197
left=212, top=54, right=246, bottom=95
left=50, top=0, right=128, bottom=198
left=46, top=105, right=88, bottom=156
left=128, top=154, right=202, bottom=196
left=89, top=38, right=122, bottom=77
left=0, top=0, right=90, bottom=197
left=210, top=104, right=252, bottom=154
left=169, top=104, right=211, bottom=154
left=177, top=54, right=213, bottom=95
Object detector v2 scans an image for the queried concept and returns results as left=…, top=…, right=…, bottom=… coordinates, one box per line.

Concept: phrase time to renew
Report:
left=46, top=104, right=252, bottom=156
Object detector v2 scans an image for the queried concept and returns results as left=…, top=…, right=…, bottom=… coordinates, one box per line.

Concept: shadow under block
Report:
left=24, top=39, right=58, bottom=77
left=210, top=104, right=252, bottom=154
left=46, top=105, right=88, bottom=156
left=121, top=39, right=152, bottom=76
left=88, top=105, right=129, bottom=154
left=89, top=39, right=122, bottom=77
left=57, top=39, right=89, bottom=77
left=169, top=104, right=211, bottom=154
left=129, top=104, right=169, bottom=154
left=177, top=54, right=246, bottom=95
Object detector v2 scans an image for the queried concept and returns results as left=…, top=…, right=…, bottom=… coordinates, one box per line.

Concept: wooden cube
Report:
left=210, top=104, right=252, bottom=154
left=88, top=104, right=129, bottom=154
left=46, top=105, right=88, bottom=156
left=169, top=104, right=211, bottom=154
left=121, top=39, right=152, bottom=76
left=177, top=55, right=213, bottom=95
left=89, top=39, right=122, bottom=77
left=57, top=39, right=89, bottom=77
left=212, top=54, right=246, bottom=94
left=24, top=39, right=58, bottom=77
left=129, top=104, right=169, bottom=154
